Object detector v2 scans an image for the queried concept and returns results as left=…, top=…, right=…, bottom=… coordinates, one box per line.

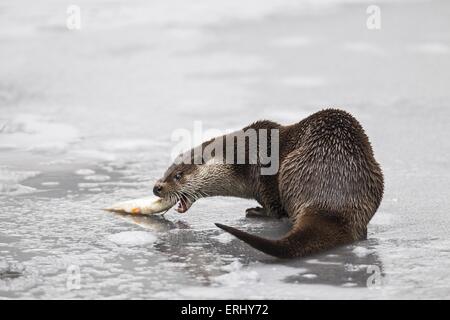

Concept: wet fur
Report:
left=158, top=109, right=384, bottom=258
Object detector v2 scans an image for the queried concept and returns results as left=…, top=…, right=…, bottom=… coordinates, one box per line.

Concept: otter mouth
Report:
left=175, top=194, right=193, bottom=213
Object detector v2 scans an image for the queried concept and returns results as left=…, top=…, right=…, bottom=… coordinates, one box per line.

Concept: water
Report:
left=1, top=0, right=449, bottom=299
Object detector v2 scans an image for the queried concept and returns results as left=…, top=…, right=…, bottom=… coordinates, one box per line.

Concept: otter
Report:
left=153, top=109, right=384, bottom=258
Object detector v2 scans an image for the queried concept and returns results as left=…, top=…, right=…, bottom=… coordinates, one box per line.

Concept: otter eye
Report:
left=174, top=172, right=182, bottom=181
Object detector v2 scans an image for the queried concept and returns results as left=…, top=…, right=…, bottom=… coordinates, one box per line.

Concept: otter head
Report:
left=153, top=141, right=248, bottom=213
left=153, top=160, right=240, bottom=213
left=153, top=162, right=202, bottom=213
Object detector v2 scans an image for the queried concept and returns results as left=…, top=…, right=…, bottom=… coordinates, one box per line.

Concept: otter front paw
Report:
left=245, top=206, right=268, bottom=218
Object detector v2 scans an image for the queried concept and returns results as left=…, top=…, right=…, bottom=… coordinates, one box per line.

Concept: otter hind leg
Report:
left=245, top=206, right=269, bottom=218
left=245, top=206, right=285, bottom=218
left=216, top=208, right=355, bottom=259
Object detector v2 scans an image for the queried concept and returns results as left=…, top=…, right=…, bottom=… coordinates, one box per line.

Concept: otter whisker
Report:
left=179, top=187, right=198, bottom=202
left=182, top=181, right=210, bottom=199
left=181, top=190, right=196, bottom=202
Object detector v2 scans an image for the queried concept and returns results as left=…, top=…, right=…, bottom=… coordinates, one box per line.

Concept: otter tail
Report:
left=215, top=210, right=354, bottom=259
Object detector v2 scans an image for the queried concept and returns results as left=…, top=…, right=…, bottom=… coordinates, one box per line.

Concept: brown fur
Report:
left=155, top=109, right=384, bottom=258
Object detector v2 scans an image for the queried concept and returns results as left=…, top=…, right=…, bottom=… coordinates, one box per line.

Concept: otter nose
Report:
left=153, top=183, right=163, bottom=196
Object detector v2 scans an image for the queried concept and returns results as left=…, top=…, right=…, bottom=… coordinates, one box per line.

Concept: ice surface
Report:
left=1, top=0, right=449, bottom=299
left=213, top=261, right=260, bottom=287
left=280, top=76, right=327, bottom=88
left=0, top=114, right=79, bottom=152
left=0, top=167, right=40, bottom=195
left=107, top=231, right=157, bottom=246
left=75, top=169, right=96, bottom=176
left=211, top=232, right=235, bottom=244
left=84, top=175, right=111, bottom=182
left=409, top=43, right=450, bottom=55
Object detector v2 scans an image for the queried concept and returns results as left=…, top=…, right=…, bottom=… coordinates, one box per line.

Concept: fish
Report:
left=103, top=197, right=175, bottom=215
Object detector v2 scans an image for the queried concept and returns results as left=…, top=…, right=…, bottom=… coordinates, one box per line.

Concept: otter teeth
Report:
left=175, top=199, right=184, bottom=213
left=175, top=197, right=191, bottom=213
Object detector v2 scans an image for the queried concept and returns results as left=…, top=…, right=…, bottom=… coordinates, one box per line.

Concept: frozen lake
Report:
left=1, top=0, right=449, bottom=299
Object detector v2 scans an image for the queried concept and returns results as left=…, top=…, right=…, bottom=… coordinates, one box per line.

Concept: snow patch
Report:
left=302, top=273, right=318, bottom=279
left=0, top=167, right=39, bottom=195
left=0, top=114, right=79, bottom=152
left=107, top=231, right=157, bottom=246
left=75, top=169, right=96, bottom=176
left=213, top=261, right=260, bottom=287
left=41, top=181, right=59, bottom=186
left=211, top=232, right=234, bottom=244
left=84, top=175, right=111, bottom=182
left=342, top=282, right=358, bottom=287
left=352, top=246, right=374, bottom=258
